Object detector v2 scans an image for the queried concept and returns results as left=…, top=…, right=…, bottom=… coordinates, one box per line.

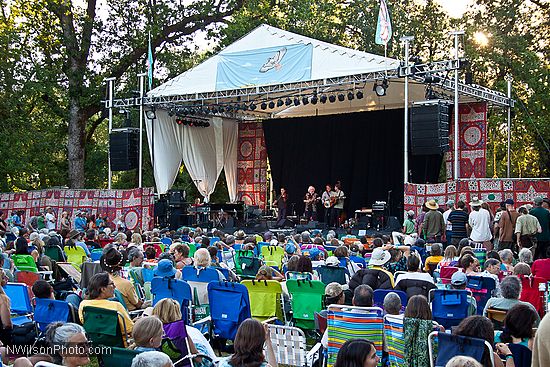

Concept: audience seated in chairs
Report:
left=453, top=315, right=513, bottom=367
left=130, top=316, right=164, bottom=352
left=424, top=243, right=443, bottom=274
left=383, top=292, right=403, bottom=317
left=483, top=275, right=540, bottom=324
left=394, top=253, right=435, bottom=299
left=518, top=248, right=534, bottom=266
left=255, top=265, right=284, bottom=282
left=32, top=280, right=80, bottom=316
left=445, top=356, right=483, bottom=367
left=461, top=253, right=481, bottom=275
left=494, top=303, right=537, bottom=351
left=437, top=245, right=459, bottom=270
left=450, top=272, right=477, bottom=316
left=349, top=248, right=394, bottom=292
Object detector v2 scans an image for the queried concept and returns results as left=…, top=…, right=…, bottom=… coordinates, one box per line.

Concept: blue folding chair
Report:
left=316, top=265, right=348, bottom=285
left=34, top=298, right=71, bottom=332
left=160, top=237, right=172, bottom=247
left=373, top=289, right=407, bottom=309
left=141, top=268, right=155, bottom=283
left=151, top=277, right=192, bottom=323
left=211, top=267, right=229, bottom=279
left=430, top=289, right=471, bottom=329
left=466, top=275, right=496, bottom=315
left=5, top=283, right=33, bottom=315
left=428, top=331, right=495, bottom=367
left=207, top=281, right=251, bottom=341
left=181, top=267, right=220, bottom=282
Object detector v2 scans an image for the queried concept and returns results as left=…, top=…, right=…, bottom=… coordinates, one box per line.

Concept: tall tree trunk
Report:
left=67, top=98, right=86, bottom=188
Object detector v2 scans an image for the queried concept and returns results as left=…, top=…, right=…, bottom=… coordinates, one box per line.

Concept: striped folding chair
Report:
left=384, top=314, right=405, bottom=367
left=327, top=305, right=384, bottom=367
left=267, top=323, right=308, bottom=367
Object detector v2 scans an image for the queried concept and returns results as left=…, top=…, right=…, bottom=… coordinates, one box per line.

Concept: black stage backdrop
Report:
left=262, top=109, right=442, bottom=221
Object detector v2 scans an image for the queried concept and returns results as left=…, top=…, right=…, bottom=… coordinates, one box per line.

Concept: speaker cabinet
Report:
left=410, top=102, right=450, bottom=155
left=109, top=129, right=139, bottom=171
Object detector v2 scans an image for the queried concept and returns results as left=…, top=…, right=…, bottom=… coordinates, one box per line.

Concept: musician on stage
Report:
left=330, top=182, right=345, bottom=228
left=274, top=187, right=288, bottom=222
left=322, top=184, right=333, bottom=228
left=303, top=186, right=319, bottom=221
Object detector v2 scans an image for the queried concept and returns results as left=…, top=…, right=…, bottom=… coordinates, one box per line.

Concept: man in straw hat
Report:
left=468, top=196, right=493, bottom=250
left=422, top=199, right=445, bottom=243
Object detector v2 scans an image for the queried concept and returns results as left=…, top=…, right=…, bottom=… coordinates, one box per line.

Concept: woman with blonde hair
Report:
left=129, top=233, right=143, bottom=250
left=60, top=211, right=71, bottom=231
left=131, top=316, right=164, bottom=352
left=194, top=248, right=225, bottom=281
left=152, top=298, right=216, bottom=360
left=114, top=232, right=127, bottom=248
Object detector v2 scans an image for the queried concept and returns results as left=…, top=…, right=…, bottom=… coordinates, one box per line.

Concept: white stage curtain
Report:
left=145, top=111, right=238, bottom=201
left=223, top=119, right=238, bottom=202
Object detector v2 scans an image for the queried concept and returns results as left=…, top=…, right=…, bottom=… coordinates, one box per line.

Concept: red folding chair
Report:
left=439, top=266, right=459, bottom=284
left=15, top=271, right=40, bottom=290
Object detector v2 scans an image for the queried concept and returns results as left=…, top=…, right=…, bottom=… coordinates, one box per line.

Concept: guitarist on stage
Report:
left=274, top=187, right=288, bottom=223
left=330, top=182, right=346, bottom=228
left=322, top=184, right=334, bottom=228
left=303, top=186, right=319, bottom=221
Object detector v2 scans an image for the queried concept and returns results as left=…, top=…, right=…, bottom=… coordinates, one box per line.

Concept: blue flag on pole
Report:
left=375, top=0, right=392, bottom=45
left=147, top=32, right=154, bottom=90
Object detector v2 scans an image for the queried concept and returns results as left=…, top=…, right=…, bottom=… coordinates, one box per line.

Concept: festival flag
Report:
left=375, top=0, right=392, bottom=45
left=147, top=32, right=154, bottom=90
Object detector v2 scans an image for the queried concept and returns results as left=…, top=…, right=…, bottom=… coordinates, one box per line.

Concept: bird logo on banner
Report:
left=259, top=47, right=287, bottom=73
left=375, top=0, right=392, bottom=45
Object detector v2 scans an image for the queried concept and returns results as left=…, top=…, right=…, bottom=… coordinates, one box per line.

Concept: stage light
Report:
left=356, top=90, right=364, bottom=99
left=347, top=91, right=354, bottom=101
left=219, top=106, right=225, bottom=113
left=320, top=95, right=328, bottom=104
left=241, top=103, right=249, bottom=111
left=285, top=97, right=292, bottom=106
left=236, top=96, right=241, bottom=102
left=226, top=105, right=233, bottom=112
left=311, top=95, right=318, bottom=104
left=176, top=119, right=183, bottom=125
left=302, top=96, right=309, bottom=105
left=338, top=93, right=345, bottom=102
left=145, top=108, right=156, bottom=119
left=373, top=79, right=388, bottom=97
left=168, top=108, right=175, bottom=117
left=277, top=99, right=284, bottom=107
left=423, top=74, right=441, bottom=84
left=269, top=101, right=275, bottom=109
left=250, top=103, right=256, bottom=110
left=329, top=95, right=336, bottom=103
left=293, top=97, right=300, bottom=106
left=261, top=102, right=267, bottom=110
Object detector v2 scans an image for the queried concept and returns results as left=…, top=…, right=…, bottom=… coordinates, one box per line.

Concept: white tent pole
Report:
left=138, top=73, right=146, bottom=188
left=451, top=30, right=464, bottom=180
left=401, top=36, right=413, bottom=185
left=506, top=74, right=513, bottom=178
left=106, top=77, right=116, bottom=190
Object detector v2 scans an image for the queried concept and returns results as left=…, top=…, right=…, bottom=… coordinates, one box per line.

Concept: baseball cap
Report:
left=326, top=256, right=340, bottom=266
left=451, top=271, right=468, bottom=286
left=285, top=243, right=297, bottom=254
left=325, top=282, right=344, bottom=298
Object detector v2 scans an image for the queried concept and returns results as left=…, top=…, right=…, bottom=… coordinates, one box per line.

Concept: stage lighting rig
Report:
left=328, top=94, right=336, bottom=103
left=261, top=102, right=267, bottom=110
left=356, top=90, right=364, bottom=99
left=311, top=95, right=319, bottom=104
left=320, top=95, right=328, bottom=104
left=285, top=97, right=292, bottom=106
left=268, top=101, right=275, bottom=109
left=302, top=96, right=309, bottom=105
left=293, top=97, right=300, bottom=106
left=373, top=79, right=389, bottom=97
left=337, top=93, right=345, bottom=102
left=347, top=91, right=355, bottom=101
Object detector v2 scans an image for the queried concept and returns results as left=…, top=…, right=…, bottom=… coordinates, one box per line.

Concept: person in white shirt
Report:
left=45, top=207, right=56, bottom=231
left=468, top=197, right=493, bottom=250
left=443, top=200, right=455, bottom=244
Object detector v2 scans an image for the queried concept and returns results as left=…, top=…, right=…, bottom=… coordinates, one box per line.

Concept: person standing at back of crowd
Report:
left=402, top=210, right=416, bottom=235
left=515, top=206, right=541, bottom=254
left=45, top=207, right=56, bottom=231
left=447, top=200, right=469, bottom=245
left=443, top=200, right=455, bottom=245
left=496, top=199, right=520, bottom=253
left=422, top=199, right=445, bottom=243
left=531, top=196, right=550, bottom=259
left=468, top=197, right=493, bottom=250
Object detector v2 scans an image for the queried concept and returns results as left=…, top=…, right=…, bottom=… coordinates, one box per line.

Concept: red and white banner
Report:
left=237, top=121, right=268, bottom=210
left=0, top=187, right=155, bottom=231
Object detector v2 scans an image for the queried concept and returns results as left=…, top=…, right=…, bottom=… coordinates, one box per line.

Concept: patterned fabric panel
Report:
left=327, top=307, right=383, bottom=367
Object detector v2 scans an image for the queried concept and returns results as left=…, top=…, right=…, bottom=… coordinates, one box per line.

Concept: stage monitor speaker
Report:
left=276, top=218, right=295, bottom=228
left=410, top=102, right=450, bottom=155
left=307, top=221, right=320, bottom=229
left=109, top=129, right=139, bottom=171
left=384, top=216, right=401, bottom=232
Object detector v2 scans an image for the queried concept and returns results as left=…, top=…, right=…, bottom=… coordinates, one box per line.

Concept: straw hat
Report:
left=425, top=199, right=439, bottom=210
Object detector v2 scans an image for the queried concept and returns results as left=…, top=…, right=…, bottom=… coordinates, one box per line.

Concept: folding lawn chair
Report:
left=181, top=266, right=220, bottom=304
left=466, top=275, right=496, bottom=314
left=12, top=254, right=38, bottom=272
left=33, top=298, right=74, bottom=332
left=439, top=266, right=459, bottom=285
left=508, top=343, right=532, bottom=367
left=44, top=244, right=66, bottom=262
left=267, top=323, right=308, bottom=367
left=286, top=279, right=325, bottom=330
left=285, top=271, right=313, bottom=281
left=90, top=248, right=103, bottom=262
left=316, top=265, right=348, bottom=285
left=261, top=245, right=285, bottom=268
left=64, top=246, right=87, bottom=265
left=486, top=308, right=507, bottom=330
left=430, top=289, right=471, bottom=329
left=207, top=281, right=251, bottom=341
left=326, top=305, right=384, bottom=367
left=151, top=277, right=192, bottom=323
left=428, top=331, right=495, bottom=367
left=242, top=279, right=284, bottom=322
left=82, top=306, right=128, bottom=347
left=15, top=271, right=40, bottom=289
left=384, top=314, right=405, bottom=367
left=100, top=347, right=141, bottom=367
left=5, top=282, right=33, bottom=316
left=239, top=256, right=262, bottom=279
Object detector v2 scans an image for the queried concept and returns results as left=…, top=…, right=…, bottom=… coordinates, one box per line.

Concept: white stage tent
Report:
left=135, top=24, right=510, bottom=199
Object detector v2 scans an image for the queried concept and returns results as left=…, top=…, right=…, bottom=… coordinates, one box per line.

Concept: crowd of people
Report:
left=0, top=195, right=548, bottom=366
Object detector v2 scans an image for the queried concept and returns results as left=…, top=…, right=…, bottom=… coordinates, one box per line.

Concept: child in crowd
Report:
left=131, top=316, right=164, bottom=352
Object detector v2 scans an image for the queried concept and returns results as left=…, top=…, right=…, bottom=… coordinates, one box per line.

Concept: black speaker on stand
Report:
left=410, top=101, right=450, bottom=155
left=109, top=128, right=139, bottom=171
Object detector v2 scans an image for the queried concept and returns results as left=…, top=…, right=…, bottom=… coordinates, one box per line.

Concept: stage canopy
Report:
left=135, top=24, right=510, bottom=203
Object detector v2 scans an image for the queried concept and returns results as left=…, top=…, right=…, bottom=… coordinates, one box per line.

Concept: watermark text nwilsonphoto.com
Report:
left=6, top=344, right=112, bottom=357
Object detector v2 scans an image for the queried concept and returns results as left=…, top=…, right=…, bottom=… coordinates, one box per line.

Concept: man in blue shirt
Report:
left=73, top=212, right=87, bottom=232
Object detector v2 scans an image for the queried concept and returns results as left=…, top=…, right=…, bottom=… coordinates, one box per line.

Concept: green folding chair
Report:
left=100, top=346, right=141, bottom=367
left=242, top=279, right=284, bottom=322
left=44, top=245, right=66, bottom=262
left=261, top=246, right=285, bottom=268
left=234, top=249, right=255, bottom=275
left=286, top=279, right=325, bottom=330
left=82, top=306, right=128, bottom=347
left=12, top=254, right=38, bottom=273
left=187, top=242, right=197, bottom=258
left=64, top=246, right=87, bottom=266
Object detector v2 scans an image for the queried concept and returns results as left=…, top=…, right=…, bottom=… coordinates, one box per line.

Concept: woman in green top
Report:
left=495, top=303, right=538, bottom=350
left=403, top=210, right=416, bottom=235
